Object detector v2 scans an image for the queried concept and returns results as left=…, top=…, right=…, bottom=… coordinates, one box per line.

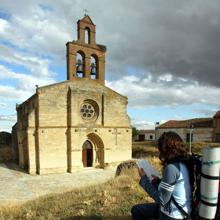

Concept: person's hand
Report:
left=151, top=175, right=159, bottom=180
left=151, top=175, right=161, bottom=184
left=138, top=168, right=146, bottom=177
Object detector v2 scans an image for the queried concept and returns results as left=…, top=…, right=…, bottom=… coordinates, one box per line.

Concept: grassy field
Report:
left=0, top=157, right=161, bottom=220
left=0, top=141, right=219, bottom=220
left=132, top=140, right=220, bottom=158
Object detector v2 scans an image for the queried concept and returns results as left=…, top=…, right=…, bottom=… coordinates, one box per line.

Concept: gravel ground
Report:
left=0, top=163, right=116, bottom=207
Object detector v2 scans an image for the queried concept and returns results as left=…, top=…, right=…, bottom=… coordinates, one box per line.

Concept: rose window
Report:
left=80, top=103, right=96, bottom=119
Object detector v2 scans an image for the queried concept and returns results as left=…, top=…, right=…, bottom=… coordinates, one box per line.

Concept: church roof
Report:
left=213, top=111, right=220, bottom=118
left=16, top=93, right=37, bottom=109
left=158, top=118, right=213, bottom=129
left=78, top=15, right=95, bottom=25
left=37, top=79, right=128, bottom=100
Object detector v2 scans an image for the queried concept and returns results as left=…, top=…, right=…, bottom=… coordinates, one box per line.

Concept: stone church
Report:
left=12, top=16, right=132, bottom=175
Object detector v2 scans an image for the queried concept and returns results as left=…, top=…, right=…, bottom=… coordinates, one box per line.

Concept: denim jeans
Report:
left=131, top=202, right=159, bottom=220
left=131, top=203, right=184, bottom=220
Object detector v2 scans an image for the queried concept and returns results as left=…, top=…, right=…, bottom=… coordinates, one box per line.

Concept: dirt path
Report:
left=0, top=163, right=116, bottom=207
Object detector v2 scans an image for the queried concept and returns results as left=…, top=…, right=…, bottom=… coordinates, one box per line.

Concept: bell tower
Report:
left=66, top=15, right=106, bottom=85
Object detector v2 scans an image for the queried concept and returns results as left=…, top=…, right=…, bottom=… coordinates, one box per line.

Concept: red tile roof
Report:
left=158, top=118, right=213, bottom=129
left=138, top=129, right=155, bottom=134
left=213, top=111, right=220, bottom=118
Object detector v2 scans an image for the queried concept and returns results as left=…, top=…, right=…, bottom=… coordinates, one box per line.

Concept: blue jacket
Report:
left=139, top=162, right=192, bottom=219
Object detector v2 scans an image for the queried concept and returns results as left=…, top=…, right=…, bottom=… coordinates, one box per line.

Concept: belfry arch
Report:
left=90, top=54, right=98, bottom=79
left=76, top=51, right=85, bottom=78
left=66, top=15, right=106, bottom=84
left=85, top=27, right=90, bottom=44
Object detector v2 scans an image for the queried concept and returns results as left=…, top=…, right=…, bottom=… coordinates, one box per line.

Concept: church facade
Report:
left=12, top=16, right=132, bottom=175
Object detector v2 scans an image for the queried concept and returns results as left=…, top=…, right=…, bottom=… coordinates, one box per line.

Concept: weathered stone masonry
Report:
left=12, top=15, right=132, bottom=175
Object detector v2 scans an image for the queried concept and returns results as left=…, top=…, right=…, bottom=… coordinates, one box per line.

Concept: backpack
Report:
left=171, top=154, right=220, bottom=220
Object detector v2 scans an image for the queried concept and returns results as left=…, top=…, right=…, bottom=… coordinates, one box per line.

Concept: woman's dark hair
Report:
left=157, top=131, right=187, bottom=166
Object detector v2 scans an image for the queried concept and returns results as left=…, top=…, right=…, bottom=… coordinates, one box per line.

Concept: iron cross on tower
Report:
left=112, top=128, right=121, bottom=145
left=84, top=9, right=88, bottom=16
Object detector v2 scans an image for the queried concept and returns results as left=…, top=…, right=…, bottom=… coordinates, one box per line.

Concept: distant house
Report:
left=0, top=132, right=12, bottom=147
left=134, top=130, right=155, bottom=141
left=156, top=111, right=220, bottom=143
left=0, top=131, right=14, bottom=162
left=213, top=111, right=220, bottom=142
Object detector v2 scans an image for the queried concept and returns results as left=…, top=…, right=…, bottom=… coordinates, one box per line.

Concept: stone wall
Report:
left=13, top=15, right=132, bottom=175
left=134, top=132, right=155, bottom=141
left=213, top=116, right=220, bottom=142
left=15, top=95, right=37, bottom=169
left=0, top=132, right=13, bottom=162
left=156, top=127, right=213, bottom=142
left=0, top=146, right=13, bottom=162
left=15, top=80, right=131, bottom=174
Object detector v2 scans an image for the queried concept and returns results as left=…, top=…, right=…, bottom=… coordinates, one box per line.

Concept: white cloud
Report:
left=0, top=85, right=31, bottom=101
left=131, top=119, right=155, bottom=130
left=0, top=114, right=16, bottom=132
left=1, top=0, right=220, bottom=86
left=0, top=3, right=71, bottom=62
left=131, top=119, right=168, bottom=130
left=0, top=0, right=220, bottom=132
left=158, top=74, right=173, bottom=82
left=0, top=64, right=55, bottom=102
left=0, top=103, right=7, bottom=108
left=193, top=108, right=220, bottom=117
left=0, top=65, right=55, bottom=94
left=0, top=18, right=8, bottom=32
left=106, top=75, right=220, bottom=108
left=0, top=114, right=16, bottom=121
left=0, top=44, right=55, bottom=78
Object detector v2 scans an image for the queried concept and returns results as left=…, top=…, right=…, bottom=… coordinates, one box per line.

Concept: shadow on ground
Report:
left=0, top=162, right=28, bottom=174
left=62, top=217, right=131, bottom=220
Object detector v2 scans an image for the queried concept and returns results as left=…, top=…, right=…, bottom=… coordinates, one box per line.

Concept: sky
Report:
left=0, top=0, right=220, bottom=132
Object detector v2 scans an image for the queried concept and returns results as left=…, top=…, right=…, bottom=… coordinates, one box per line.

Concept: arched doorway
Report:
left=87, top=133, right=104, bottom=168
left=82, top=140, right=93, bottom=167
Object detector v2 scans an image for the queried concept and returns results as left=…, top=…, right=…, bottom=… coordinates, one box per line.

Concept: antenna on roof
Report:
left=84, top=9, right=88, bottom=16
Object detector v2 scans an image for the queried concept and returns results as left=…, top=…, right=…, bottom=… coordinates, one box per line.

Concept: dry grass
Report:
left=132, top=140, right=220, bottom=157
left=0, top=141, right=218, bottom=219
left=0, top=160, right=160, bottom=220
left=132, top=141, right=158, bottom=158
left=189, top=142, right=220, bottom=154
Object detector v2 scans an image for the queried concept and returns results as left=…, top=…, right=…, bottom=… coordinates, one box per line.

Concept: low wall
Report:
left=0, top=146, right=14, bottom=162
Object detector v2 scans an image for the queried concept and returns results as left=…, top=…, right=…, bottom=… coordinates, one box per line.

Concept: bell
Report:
left=76, top=59, right=83, bottom=73
left=90, top=62, right=96, bottom=75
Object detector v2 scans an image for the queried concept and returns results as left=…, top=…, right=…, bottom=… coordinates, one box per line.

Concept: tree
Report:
left=132, top=127, right=138, bottom=137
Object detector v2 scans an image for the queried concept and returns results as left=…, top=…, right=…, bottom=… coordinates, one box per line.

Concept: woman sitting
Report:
left=131, top=131, right=192, bottom=220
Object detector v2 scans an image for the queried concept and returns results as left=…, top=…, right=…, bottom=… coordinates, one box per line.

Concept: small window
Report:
left=85, top=28, right=90, bottom=44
